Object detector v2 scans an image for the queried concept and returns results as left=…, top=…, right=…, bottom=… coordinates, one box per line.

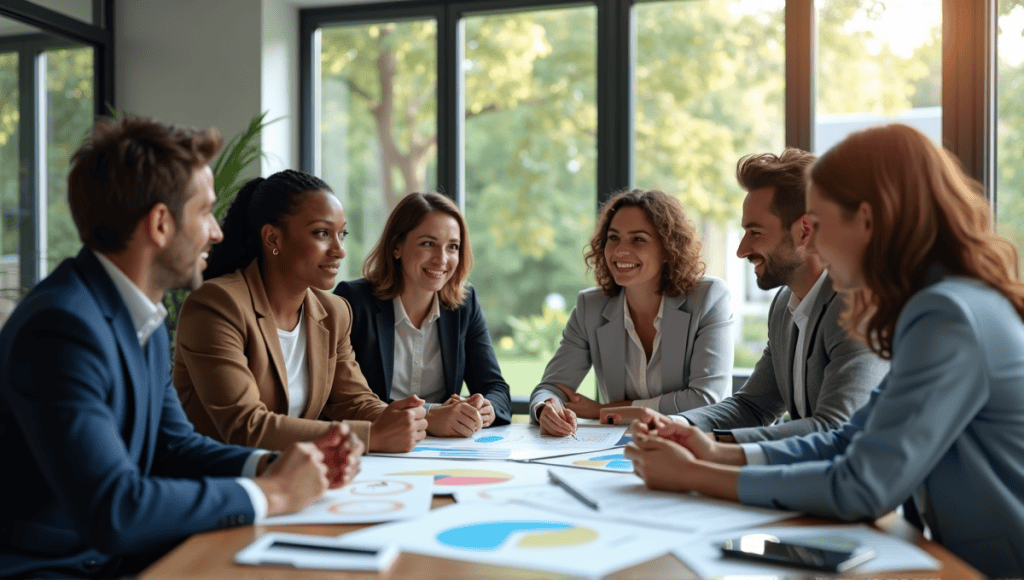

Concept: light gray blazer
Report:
left=738, top=274, right=1024, bottom=579
left=530, top=276, right=733, bottom=421
left=680, top=274, right=887, bottom=442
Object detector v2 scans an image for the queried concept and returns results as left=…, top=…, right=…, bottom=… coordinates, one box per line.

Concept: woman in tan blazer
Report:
left=174, top=170, right=428, bottom=452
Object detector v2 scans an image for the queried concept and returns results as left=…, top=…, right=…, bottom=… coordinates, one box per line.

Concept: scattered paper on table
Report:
left=370, top=423, right=629, bottom=460
left=529, top=447, right=634, bottom=473
left=357, top=456, right=553, bottom=495
left=262, top=475, right=433, bottom=525
left=471, top=471, right=796, bottom=534
left=340, top=501, right=694, bottom=579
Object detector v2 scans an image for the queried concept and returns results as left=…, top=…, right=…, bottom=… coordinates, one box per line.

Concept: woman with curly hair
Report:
left=530, top=188, right=734, bottom=436
left=624, top=124, right=1024, bottom=579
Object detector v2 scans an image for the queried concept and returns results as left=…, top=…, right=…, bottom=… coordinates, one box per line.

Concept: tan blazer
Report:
left=174, top=260, right=384, bottom=450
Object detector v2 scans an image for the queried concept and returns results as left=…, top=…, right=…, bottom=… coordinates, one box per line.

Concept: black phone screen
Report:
left=720, top=534, right=875, bottom=572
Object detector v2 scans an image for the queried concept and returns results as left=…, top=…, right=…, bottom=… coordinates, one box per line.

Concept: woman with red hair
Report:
left=625, top=124, right=1024, bottom=579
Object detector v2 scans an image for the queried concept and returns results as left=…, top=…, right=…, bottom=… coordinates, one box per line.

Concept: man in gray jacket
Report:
left=604, top=148, right=888, bottom=442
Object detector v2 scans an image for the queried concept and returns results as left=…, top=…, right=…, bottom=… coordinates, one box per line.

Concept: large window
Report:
left=303, top=1, right=996, bottom=403
left=0, top=2, right=111, bottom=328
left=815, top=0, right=942, bottom=152
left=634, top=0, right=784, bottom=368
left=463, top=6, right=598, bottom=398
left=315, top=18, right=438, bottom=281
left=0, top=49, right=17, bottom=324
left=998, top=0, right=1024, bottom=249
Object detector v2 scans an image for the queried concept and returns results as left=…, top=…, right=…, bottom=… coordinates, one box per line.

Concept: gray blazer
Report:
left=738, top=274, right=1024, bottom=579
left=530, top=276, right=733, bottom=421
left=679, top=274, right=887, bottom=442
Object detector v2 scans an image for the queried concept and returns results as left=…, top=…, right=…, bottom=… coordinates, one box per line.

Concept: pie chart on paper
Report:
left=437, top=521, right=599, bottom=551
left=389, top=468, right=514, bottom=487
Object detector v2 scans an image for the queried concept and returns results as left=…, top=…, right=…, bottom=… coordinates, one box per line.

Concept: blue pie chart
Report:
left=437, top=521, right=598, bottom=551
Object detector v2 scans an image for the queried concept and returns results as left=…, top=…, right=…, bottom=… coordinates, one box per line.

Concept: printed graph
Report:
left=409, top=446, right=512, bottom=459
left=436, top=521, right=599, bottom=551
left=573, top=453, right=632, bottom=471
left=389, top=468, right=514, bottom=487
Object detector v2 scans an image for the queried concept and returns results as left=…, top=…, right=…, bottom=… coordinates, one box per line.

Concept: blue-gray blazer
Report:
left=738, top=274, right=1024, bottom=579
left=530, top=276, right=734, bottom=420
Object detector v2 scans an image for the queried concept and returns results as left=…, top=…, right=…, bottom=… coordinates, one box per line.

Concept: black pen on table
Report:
left=547, top=468, right=600, bottom=511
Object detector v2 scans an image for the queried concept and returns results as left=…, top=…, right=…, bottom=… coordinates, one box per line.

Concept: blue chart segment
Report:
left=437, top=521, right=597, bottom=551
left=476, top=436, right=503, bottom=443
left=574, top=453, right=632, bottom=470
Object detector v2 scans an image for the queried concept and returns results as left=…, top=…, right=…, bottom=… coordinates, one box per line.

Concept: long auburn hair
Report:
left=586, top=188, right=704, bottom=297
left=810, top=123, right=1024, bottom=359
left=363, top=192, right=473, bottom=309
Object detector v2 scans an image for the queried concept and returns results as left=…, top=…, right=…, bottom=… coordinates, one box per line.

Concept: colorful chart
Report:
left=348, top=479, right=413, bottom=496
left=328, top=500, right=404, bottom=515
left=409, top=446, right=511, bottom=459
left=389, top=468, right=513, bottom=487
left=437, top=521, right=599, bottom=551
left=572, top=453, right=632, bottom=471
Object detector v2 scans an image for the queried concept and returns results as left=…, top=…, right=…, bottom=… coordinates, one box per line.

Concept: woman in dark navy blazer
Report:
left=335, top=193, right=511, bottom=437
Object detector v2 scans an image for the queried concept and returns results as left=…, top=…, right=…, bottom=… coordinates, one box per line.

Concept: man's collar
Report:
left=788, top=269, right=829, bottom=317
left=91, top=248, right=168, bottom=346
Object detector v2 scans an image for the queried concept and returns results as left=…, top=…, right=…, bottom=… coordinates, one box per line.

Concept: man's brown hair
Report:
left=68, top=117, right=222, bottom=252
left=736, top=147, right=817, bottom=228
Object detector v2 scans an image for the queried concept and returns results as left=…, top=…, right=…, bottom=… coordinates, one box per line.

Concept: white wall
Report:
left=115, top=0, right=266, bottom=163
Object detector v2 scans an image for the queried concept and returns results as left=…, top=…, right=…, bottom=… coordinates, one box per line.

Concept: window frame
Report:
left=0, top=0, right=114, bottom=293
left=299, top=0, right=997, bottom=410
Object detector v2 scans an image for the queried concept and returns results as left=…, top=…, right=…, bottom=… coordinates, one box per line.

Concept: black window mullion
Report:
left=438, top=5, right=460, bottom=206
left=17, top=45, right=44, bottom=291
left=596, top=0, right=632, bottom=206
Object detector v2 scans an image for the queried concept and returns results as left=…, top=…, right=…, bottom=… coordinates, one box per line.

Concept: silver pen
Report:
left=547, top=469, right=600, bottom=511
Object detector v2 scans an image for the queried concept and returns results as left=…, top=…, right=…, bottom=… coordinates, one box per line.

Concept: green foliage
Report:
left=500, top=304, right=570, bottom=361
left=211, top=111, right=281, bottom=221
left=162, top=111, right=277, bottom=332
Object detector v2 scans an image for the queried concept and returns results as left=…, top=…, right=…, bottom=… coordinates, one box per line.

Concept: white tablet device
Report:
left=235, top=532, right=399, bottom=571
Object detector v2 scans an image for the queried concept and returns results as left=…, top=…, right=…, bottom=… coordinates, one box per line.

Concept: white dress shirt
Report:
left=392, top=295, right=446, bottom=406
left=92, top=249, right=269, bottom=521
left=788, top=270, right=829, bottom=418
left=623, top=296, right=665, bottom=409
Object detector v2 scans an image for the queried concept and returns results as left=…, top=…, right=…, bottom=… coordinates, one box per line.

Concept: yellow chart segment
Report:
left=572, top=460, right=605, bottom=467
left=515, top=526, right=599, bottom=548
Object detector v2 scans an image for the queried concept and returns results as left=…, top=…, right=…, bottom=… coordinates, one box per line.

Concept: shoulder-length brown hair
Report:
left=585, top=188, right=705, bottom=297
left=810, top=123, right=1024, bottom=359
left=363, top=192, right=473, bottom=309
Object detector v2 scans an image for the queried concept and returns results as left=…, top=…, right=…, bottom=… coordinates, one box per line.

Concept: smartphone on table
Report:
left=720, top=533, right=875, bottom=573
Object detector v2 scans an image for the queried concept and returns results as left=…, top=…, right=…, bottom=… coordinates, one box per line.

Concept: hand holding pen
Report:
left=538, top=396, right=578, bottom=439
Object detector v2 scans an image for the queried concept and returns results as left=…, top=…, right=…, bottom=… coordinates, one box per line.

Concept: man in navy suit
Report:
left=0, top=117, right=361, bottom=579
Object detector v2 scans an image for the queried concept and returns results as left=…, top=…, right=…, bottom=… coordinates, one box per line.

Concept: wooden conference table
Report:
left=142, top=497, right=983, bottom=579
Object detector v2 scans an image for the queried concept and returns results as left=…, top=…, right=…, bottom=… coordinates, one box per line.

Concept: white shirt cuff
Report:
left=741, top=443, right=768, bottom=465
left=241, top=450, right=269, bottom=478
left=631, top=395, right=661, bottom=410
left=235, top=477, right=268, bottom=522
left=670, top=414, right=692, bottom=426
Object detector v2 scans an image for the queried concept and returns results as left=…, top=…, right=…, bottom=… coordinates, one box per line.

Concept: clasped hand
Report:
left=426, top=393, right=492, bottom=437
left=255, top=422, right=364, bottom=516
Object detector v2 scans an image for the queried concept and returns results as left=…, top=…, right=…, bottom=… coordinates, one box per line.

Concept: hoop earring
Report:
left=272, top=248, right=279, bottom=256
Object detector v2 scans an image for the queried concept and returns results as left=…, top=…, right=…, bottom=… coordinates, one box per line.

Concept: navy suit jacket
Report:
left=334, top=279, right=511, bottom=425
left=0, top=249, right=257, bottom=579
